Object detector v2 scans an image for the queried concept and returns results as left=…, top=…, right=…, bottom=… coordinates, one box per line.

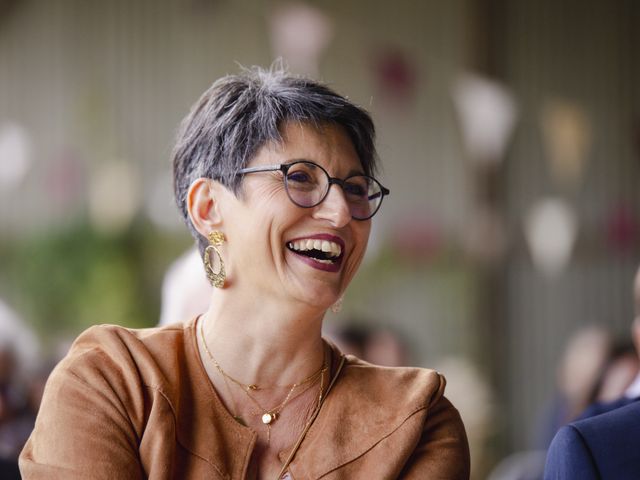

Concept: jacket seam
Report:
left=314, top=404, right=429, bottom=478
left=65, top=364, right=138, bottom=433
left=568, top=425, right=603, bottom=479
left=293, top=368, right=443, bottom=478
left=142, top=383, right=230, bottom=480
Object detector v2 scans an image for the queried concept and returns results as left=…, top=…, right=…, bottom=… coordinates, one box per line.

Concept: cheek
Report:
left=344, top=224, right=371, bottom=275
left=355, top=223, right=372, bottom=253
left=240, top=184, right=293, bottom=237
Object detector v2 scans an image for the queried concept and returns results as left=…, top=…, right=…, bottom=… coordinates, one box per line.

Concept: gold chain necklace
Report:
left=245, top=369, right=325, bottom=444
left=199, top=318, right=327, bottom=440
left=217, top=364, right=246, bottom=426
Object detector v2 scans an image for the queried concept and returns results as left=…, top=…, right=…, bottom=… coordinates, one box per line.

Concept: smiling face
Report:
left=218, top=121, right=372, bottom=310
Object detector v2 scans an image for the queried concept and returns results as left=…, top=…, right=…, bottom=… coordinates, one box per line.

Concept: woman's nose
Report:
left=312, top=184, right=351, bottom=227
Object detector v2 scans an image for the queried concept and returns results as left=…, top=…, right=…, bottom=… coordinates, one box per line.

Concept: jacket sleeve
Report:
left=400, top=382, right=470, bottom=479
left=19, top=326, right=146, bottom=480
left=543, top=425, right=599, bottom=480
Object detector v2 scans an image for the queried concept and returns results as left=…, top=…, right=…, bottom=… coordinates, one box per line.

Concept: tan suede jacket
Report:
left=20, top=318, right=470, bottom=479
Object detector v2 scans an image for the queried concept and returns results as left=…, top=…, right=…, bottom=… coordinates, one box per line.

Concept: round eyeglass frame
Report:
left=237, top=160, right=390, bottom=220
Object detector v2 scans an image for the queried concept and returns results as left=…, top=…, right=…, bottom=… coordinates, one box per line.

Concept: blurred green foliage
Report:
left=0, top=221, right=191, bottom=344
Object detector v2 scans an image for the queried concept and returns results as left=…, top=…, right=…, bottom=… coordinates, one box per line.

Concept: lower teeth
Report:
left=315, top=258, right=334, bottom=264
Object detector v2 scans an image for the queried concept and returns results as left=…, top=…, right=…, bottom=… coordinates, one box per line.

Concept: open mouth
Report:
left=287, top=238, right=343, bottom=265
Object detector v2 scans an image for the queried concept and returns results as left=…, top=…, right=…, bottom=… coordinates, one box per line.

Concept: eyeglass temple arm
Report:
left=237, top=164, right=285, bottom=175
left=368, top=187, right=390, bottom=201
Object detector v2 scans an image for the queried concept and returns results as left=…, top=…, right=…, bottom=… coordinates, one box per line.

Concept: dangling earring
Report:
left=204, top=231, right=226, bottom=288
left=331, top=295, right=344, bottom=314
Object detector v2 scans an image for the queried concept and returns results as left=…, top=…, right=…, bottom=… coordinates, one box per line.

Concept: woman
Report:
left=20, top=67, right=470, bottom=479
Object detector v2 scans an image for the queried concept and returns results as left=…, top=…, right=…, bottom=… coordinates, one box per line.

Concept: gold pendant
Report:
left=261, top=412, right=276, bottom=424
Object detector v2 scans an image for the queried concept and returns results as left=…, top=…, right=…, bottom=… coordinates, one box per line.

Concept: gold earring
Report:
left=204, top=231, right=226, bottom=288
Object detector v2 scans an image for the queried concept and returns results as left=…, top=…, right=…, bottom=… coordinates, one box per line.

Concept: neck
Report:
left=200, top=289, right=327, bottom=388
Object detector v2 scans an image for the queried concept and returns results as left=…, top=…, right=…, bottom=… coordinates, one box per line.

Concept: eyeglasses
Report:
left=237, top=160, right=390, bottom=220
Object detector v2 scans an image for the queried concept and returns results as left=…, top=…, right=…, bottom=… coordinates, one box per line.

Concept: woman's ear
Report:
left=187, top=178, right=224, bottom=236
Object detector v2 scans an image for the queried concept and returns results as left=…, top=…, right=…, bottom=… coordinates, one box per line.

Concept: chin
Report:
left=291, top=286, right=342, bottom=312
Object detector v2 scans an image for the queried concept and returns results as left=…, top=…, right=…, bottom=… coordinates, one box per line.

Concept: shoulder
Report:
left=69, top=320, right=188, bottom=351
left=578, top=396, right=633, bottom=421
left=316, top=355, right=469, bottom=478
left=53, top=320, right=193, bottom=395
left=544, top=423, right=598, bottom=480
left=574, top=400, right=640, bottom=459
left=18, top=322, right=194, bottom=478
left=572, top=399, right=640, bottom=443
left=545, top=401, right=640, bottom=480
left=335, top=355, right=465, bottom=441
left=339, top=355, right=447, bottom=409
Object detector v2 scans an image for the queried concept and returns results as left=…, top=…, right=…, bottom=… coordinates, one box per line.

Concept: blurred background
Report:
left=0, top=0, right=639, bottom=478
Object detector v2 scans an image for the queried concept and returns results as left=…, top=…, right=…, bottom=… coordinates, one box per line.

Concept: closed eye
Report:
left=287, top=171, right=313, bottom=184
left=344, top=182, right=367, bottom=197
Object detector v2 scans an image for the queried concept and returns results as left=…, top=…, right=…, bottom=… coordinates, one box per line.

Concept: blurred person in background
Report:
left=487, top=327, right=612, bottom=480
left=543, top=265, right=640, bottom=479
left=0, top=345, right=20, bottom=475
left=489, top=308, right=640, bottom=479
left=574, top=265, right=640, bottom=420
left=327, top=323, right=409, bottom=367
left=533, top=325, right=611, bottom=450
left=158, top=247, right=211, bottom=326
left=0, top=348, right=50, bottom=480
left=20, top=66, right=470, bottom=479
left=0, top=300, right=41, bottom=479
left=543, top=388, right=640, bottom=479
left=585, top=342, right=638, bottom=407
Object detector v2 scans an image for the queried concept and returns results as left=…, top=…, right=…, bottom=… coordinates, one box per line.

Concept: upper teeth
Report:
left=288, top=239, right=342, bottom=258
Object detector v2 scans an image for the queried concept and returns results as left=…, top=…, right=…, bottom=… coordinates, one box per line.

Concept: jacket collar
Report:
left=173, top=319, right=438, bottom=479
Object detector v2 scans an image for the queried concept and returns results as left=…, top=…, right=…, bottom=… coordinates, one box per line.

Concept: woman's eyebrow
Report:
left=347, top=168, right=365, bottom=176
left=286, top=158, right=365, bottom=177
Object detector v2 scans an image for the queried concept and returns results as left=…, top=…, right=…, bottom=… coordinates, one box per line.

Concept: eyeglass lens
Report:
left=283, top=161, right=383, bottom=220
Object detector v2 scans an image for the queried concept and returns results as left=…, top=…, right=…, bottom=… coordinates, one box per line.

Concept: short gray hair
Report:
left=172, top=65, right=378, bottom=254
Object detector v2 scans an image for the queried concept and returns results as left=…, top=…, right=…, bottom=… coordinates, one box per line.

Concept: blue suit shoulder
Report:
left=544, top=400, right=640, bottom=480
left=578, top=395, right=636, bottom=421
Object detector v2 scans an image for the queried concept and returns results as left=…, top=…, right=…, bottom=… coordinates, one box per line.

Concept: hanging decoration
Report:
left=372, top=48, right=418, bottom=107
left=524, top=198, right=578, bottom=277
left=452, top=72, right=518, bottom=166
left=540, top=99, right=591, bottom=189
left=268, top=3, right=333, bottom=77
left=605, top=202, right=639, bottom=253
left=0, top=122, right=31, bottom=190
left=88, top=160, right=140, bottom=234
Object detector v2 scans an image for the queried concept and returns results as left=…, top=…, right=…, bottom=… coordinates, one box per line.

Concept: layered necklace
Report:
left=199, top=320, right=327, bottom=443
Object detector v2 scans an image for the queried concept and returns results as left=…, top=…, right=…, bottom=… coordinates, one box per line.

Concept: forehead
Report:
left=253, top=121, right=363, bottom=174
